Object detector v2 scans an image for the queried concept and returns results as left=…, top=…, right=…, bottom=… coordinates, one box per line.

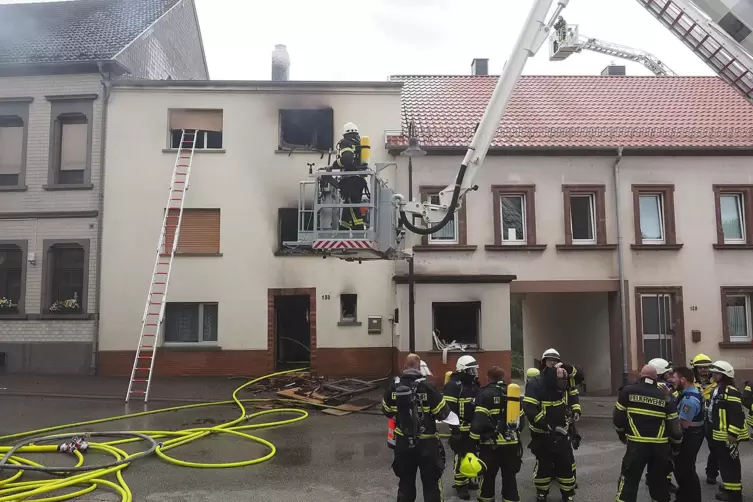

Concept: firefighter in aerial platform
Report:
left=470, top=365, right=524, bottom=502
left=332, top=122, right=370, bottom=231
left=383, top=354, right=454, bottom=502
left=613, top=364, right=682, bottom=502
left=525, top=349, right=579, bottom=502
left=691, top=353, right=720, bottom=485
left=443, top=355, right=482, bottom=500
left=706, top=361, right=748, bottom=501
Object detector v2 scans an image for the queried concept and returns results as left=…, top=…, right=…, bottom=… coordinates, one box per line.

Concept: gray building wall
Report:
left=114, top=0, right=209, bottom=80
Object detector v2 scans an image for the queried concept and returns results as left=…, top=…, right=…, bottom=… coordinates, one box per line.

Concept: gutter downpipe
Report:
left=92, top=63, right=112, bottom=375
left=613, top=146, right=629, bottom=387
left=407, top=157, right=416, bottom=354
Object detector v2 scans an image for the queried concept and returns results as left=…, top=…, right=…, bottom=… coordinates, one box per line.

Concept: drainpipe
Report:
left=91, top=63, right=111, bottom=375
left=407, top=157, right=416, bottom=354
left=613, top=146, right=629, bottom=386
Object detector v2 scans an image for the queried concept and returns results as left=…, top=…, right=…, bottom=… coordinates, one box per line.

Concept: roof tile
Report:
left=389, top=75, right=753, bottom=148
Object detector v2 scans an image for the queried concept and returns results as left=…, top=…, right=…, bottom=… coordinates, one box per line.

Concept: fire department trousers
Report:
left=673, top=431, right=703, bottom=502
left=616, top=441, right=670, bottom=502
left=449, top=432, right=476, bottom=488
left=529, top=433, right=576, bottom=498
left=477, top=443, right=522, bottom=502
left=709, top=439, right=742, bottom=501
left=392, top=438, right=446, bottom=502
left=705, top=427, right=719, bottom=480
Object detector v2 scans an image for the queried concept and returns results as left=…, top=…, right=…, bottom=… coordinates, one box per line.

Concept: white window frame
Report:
left=570, top=193, right=597, bottom=245
left=726, top=293, right=753, bottom=342
left=162, top=302, right=219, bottom=346
left=720, top=193, right=746, bottom=244
left=500, top=194, right=527, bottom=245
left=427, top=193, right=459, bottom=244
left=639, top=193, right=666, bottom=245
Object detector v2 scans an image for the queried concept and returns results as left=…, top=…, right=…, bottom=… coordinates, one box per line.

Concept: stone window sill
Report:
left=36, top=314, right=95, bottom=320
left=485, top=244, right=547, bottom=252
left=413, top=245, right=478, bottom=252
left=0, top=314, right=27, bottom=320
left=162, top=148, right=226, bottom=154
left=43, top=184, right=94, bottom=191
left=161, top=344, right=222, bottom=352
left=719, top=341, right=753, bottom=349
left=556, top=244, right=618, bottom=251
left=631, top=244, right=684, bottom=250
left=337, top=320, right=362, bottom=327
left=160, top=252, right=223, bottom=257
left=713, top=244, right=753, bottom=250
left=0, top=185, right=27, bottom=192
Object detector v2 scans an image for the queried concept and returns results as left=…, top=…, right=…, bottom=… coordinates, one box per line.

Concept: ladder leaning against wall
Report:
left=125, top=130, right=198, bottom=403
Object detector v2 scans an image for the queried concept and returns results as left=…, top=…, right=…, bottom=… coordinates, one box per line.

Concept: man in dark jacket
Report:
left=332, top=122, right=369, bottom=231
left=470, top=365, right=523, bottom=502
left=613, top=364, right=683, bottom=502
left=443, top=355, right=481, bottom=500
left=383, top=354, right=453, bottom=502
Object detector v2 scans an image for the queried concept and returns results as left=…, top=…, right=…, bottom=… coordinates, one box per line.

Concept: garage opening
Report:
left=275, top=295, right=311, bottom=370
left=432, top=301, right=480, bottom=348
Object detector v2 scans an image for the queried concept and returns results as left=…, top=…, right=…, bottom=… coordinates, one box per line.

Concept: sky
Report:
left=1, top=0, right=716, bottom=80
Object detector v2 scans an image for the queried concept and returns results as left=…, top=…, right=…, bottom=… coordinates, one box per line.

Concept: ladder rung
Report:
left=133, top=379, right=147, bottom=382
left=146, top=323, right=158, bottom=326
left=135, top=367, right=149, bottom=371
left=138, top=356, right=152, bottom=359
left=130, top=390, right=146, bottom=394
left=149, top=302, right=161, bottom=305
left=143, top=334, right=156, bottom=337
left=141, top=345, right=154, bottom=349
left=151, top=292, right=164, bottom=295
left=153, top=282, right=166, bottom=285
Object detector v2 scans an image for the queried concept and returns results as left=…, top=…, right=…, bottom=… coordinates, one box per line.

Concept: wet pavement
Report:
left=1, top=396, right=752, bottom=501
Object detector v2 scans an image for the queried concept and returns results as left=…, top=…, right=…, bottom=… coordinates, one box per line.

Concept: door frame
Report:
left=634, top=286, right=686, bottom=368
left=267, top=288, right=317, bottom=371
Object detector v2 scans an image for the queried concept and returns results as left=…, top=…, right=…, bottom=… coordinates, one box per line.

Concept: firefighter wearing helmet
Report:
left=332, top=122, right=369, bottom=231
left=646, top=357, right=679, bottom=493
left=706, top=360, right=748, bottom=501
left=443, top=355, right=481, bottom=500
left=525, top=348, right=580, bottom=501
left=691, top=353, right=720, bottom=485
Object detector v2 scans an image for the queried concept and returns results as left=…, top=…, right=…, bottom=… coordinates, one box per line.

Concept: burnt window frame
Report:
left=0, top=98, right=31, bottom=191
left=0, top=240, right=27, bottom=316
left=432, top=301, right=481, bottom=348
left=278, top=108, right=334, bottom=152
left=338, top=293, right=360, bottom=326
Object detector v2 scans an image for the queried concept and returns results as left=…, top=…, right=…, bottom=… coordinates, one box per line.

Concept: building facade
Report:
left=388, top=71, right=753, bottom=394
left=0, top=0, right=207, bottom=374
left=96, top=80, right=402, bottom=379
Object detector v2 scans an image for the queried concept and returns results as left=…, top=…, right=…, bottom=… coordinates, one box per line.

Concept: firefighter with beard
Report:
left=443, top=355, right=482, bottom=500
left=383, top=354, right=453, bottom=502
left=691, top=353, right=720, bottom=485
left=525, top=349, right=579, bottom=501
left=706, top=361, right=748, bottom=501
left=470, top=365, right=523, bottom=502
left=613, top=364, right=682, bottom=502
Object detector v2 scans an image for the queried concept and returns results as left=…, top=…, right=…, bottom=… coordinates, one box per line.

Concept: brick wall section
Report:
left=115, top=0, right=209, bottom=80
left=311, top=348, right=394, bottom=379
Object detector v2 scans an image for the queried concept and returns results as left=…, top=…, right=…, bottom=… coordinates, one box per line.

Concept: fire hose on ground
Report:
left=0, top=368, right=315, bottom=502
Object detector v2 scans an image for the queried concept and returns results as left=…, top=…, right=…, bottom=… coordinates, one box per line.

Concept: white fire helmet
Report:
left=343, top=122, right=359, bottom=135
left=542, top=348, right=561, bottom=362
left=456, top=355, right=479, bottom=376
left=709, top=360, right=735, bottom=379
left=647, top=358, right=672, bottom=376
left=419, top=360, right=433, bottom=377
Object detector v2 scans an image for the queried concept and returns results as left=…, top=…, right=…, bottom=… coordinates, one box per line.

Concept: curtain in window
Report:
left=727, top=297, right=748, bottom=338
left=169, top=110, right=223, bottom=132
left=165, top=305, right=199, bottom=342
left=639, top=195, right=663, bottom=240
left=203, top=304, right=218, bottom=341
left=60, top=122, right=87, bottom=172
left=720, top=195, right=743, bottom=239
left=0, top=122, right=23, bottom=175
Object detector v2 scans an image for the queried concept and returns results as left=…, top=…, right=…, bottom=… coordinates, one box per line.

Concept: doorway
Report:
left=636, top=287, right=685, bottom=367
left=275, top=295, right=311, bottom=370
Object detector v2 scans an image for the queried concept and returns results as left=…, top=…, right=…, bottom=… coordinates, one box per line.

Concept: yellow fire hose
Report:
left=0, top=368, right=315, bottom=502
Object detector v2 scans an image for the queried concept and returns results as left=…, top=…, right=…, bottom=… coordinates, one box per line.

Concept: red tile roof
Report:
left=388, top=75, right=753, bottom=149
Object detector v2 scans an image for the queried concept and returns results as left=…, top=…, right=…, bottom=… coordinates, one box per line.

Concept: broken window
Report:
left=55, top=115, right=88, bottom=185
left=168, top=109, right=223, bottom=150
left=340, top=294, right=358, bottom=322
left=279, top=109, right=334, bottom=151
left=0, top=116, right=23, bottom=186
left=432, top=301, right=480, bottom=347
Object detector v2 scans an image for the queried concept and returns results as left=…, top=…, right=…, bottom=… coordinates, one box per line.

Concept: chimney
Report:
left=471, top=58, right=489, bottom=76
left=601, top=64, right=626, bottom=76
left=272, top=44, right=290, bottom=81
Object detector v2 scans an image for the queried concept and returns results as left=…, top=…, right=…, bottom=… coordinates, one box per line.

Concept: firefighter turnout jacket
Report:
left=334, top=133, right=361, bottom=171
left=470, top=381, right=523, bottom=445
left=696, top=379, right=718, bottom=401
left=613, top=378, right=682, bottom=445
left=523, top=366, right=577, bottom=434
left=443, top=372, right=479, bottom=434
left=382, top=369, right=451, bottom=443
left=743, top=381, right=753, bottom=429
left=707, top=383, right=749, bottom=443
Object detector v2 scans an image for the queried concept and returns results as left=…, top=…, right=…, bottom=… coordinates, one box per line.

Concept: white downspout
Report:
left=613, top=147, right=628, bottom=386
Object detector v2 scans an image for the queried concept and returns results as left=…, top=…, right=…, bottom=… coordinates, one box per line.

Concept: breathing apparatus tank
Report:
left=506, top=382, right=521, bottom=429
left=395, top=378, right=424, bottom=449
left=359, top=135, right=371, bottom=165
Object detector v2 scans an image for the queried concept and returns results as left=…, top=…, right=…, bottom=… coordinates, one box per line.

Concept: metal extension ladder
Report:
left=125, top=129, right=198, bottom=402
left=635, top=0, right=753, bottom=105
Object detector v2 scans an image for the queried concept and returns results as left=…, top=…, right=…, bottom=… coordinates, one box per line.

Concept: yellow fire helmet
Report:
left=526, top=367, right=541, bottom=379
left=459, top=453, right=487, bottom=479
left=691, top=354, right=712, bottom=368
